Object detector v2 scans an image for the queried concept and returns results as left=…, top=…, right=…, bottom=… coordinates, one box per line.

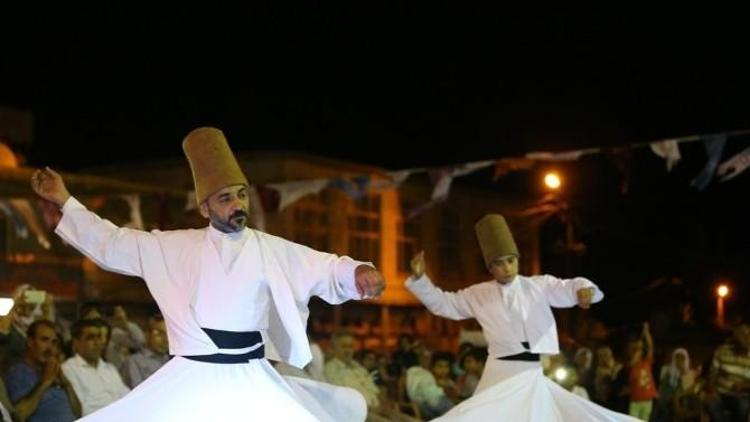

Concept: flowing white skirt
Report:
left=79, top=357, right=320, bottom=421
left=283, top=375, right=367, bottom=422
left=436, top=361, right=638, bottom=422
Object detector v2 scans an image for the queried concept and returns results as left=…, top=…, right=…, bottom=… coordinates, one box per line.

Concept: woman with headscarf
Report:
left=654, top=348, right=698, bottom=422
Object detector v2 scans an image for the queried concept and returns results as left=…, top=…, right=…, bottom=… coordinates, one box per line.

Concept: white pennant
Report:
left=717, top=146, right=750, bottom=182
left=120, top=194, right=144, bottom=230
left=649, top=139, right=682, bottom=171
left=267, top=179, right=329, bottom=211
left=526, top=148, right=599, bottom=161
left=431, top=160, right=494, bottom=200
left=369, top=170, right=413, bottom=191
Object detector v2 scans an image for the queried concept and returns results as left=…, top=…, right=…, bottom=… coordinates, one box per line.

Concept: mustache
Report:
left=230, top=210, right=248, bottom=220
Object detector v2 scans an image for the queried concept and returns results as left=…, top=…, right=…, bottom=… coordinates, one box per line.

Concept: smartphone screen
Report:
left=23, top=290, right=46, bottom=304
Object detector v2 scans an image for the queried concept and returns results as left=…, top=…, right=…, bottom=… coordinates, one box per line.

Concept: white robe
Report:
left=406, top=274, right=604, bottom=358
left=56, top=197, right=367, bottom=421
left=436, top=367, right=637, bottom=422
left=407, top=274, right=637, bottom=421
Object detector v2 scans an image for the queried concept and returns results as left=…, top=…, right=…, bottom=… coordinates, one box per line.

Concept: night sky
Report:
left=2, top=6, right=748, bottom=323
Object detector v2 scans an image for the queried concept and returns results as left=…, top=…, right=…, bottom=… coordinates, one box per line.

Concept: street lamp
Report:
left=539, top=170, right=584, bottom=275
left=544, top=172, right=562, bottom=190
left=716, top=283, right=730, bottom=328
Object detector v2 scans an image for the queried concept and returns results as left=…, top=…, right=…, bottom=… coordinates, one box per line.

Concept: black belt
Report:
left=497, top=341, right=540, bottom=362
left=182, top=328, right=264, bottom=365
left=183, top=345, right=265, bottom=364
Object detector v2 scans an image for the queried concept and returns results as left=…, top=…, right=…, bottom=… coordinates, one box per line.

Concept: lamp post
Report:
left=542, top=171, right=583, bottom=274
left=716, top=283, right=729, bottom=328
left=544, top=172, right=562, bottom=191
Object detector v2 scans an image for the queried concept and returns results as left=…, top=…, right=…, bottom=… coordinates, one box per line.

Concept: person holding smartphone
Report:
left=0, top=285, right=45, bottom=374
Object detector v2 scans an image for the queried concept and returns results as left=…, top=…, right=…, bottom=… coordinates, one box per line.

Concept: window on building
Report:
left=347, top=195, right=381, bottom=266
left=396, top=206, right=419, bottom=274
left=438, top=208, right=461, bottom=277
left=291, top=191, right=331, bottom=251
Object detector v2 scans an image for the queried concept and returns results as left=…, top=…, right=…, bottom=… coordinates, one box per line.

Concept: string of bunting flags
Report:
left=2, top=129, right=749, bottom=247
left=197, top=128, right=750, bottom=222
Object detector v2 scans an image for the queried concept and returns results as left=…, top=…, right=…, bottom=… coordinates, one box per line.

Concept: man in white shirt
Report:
left=120, top=315, right=169, bottom=388
left=61, top=319, right=130, bottom=416
left=325, top=332, right=382, bottom=410
left=406, top=214, right=636, bottom=421
left=325, top=332, right=418, bottom=422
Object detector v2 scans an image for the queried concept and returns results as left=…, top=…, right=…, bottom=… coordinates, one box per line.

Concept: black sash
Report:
left=497, top=341, right=540, bottom=362
left=182, top=328, right=264, bottom=364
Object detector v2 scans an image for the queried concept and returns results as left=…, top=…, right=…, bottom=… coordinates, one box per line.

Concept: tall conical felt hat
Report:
left=475, top=214, right=519, bottom=267
left=182, top=127, right=248, bottom=204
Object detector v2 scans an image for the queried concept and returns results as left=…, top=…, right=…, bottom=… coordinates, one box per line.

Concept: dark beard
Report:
left=210, top=209, right=248, bottom=233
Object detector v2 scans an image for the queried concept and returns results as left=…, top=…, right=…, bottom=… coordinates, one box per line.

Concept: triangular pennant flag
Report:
left=649, top=139, right=682, bottom=171
left=404, top=197, right=445, bottom=221
left=267, top=179, right=329, bottom=211
left=493, top=158, right=535, bottom=180
left=406, top=160, right=493, bottom=220
left=526, top=148, right=599, bottom=161
left=328, top=175, right=371, bottom=200
left=429, top=167, right=454, bottom=200
left=369, top=170, right=412, bottom=191
left=120, top=194, right=144, bottom=230
left=452, top=160, right=495, bottom=177
left=690, top=134, right=727, bottom=190
left=429, top=160, right=494, bottom=200
left=717, top=146, right=750, bottom=182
